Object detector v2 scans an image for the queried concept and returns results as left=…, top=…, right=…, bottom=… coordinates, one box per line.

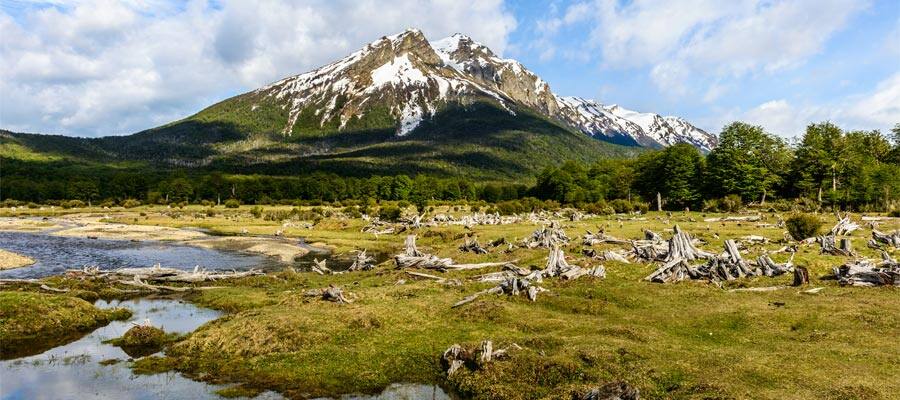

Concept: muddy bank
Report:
left=186, top=236, right=310, bottom=263
left=0, top=249, right=35, bottom=270
left=1, top=216, right=314, bottom=264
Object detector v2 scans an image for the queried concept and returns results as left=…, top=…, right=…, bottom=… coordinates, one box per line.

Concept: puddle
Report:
left=0, top=232, right=275, bottom=279
left=0, top=297, right=452, bottom=400
left=0, top=298, right=245, bottom=399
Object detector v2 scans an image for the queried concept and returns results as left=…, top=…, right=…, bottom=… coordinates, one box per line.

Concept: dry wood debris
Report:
left=833, top=252, right=899, bottom=287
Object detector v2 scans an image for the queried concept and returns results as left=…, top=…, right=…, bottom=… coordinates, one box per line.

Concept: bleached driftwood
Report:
left=405, top=271, right=461, bottom=286
left=582, top=248, right=631, bottom=264
left=441, top=340, right=515, bottom=376
left=522, top=221, right=569, bottom=248
left=820, top=235, right=854, bottom=256
left=311, top=258, right=335, bottom=275
left=833, top=254, right=899, bottom=287
left=829, top=213, right=860, bottom=236
left=395, top=235, right=515, bottom=271
left=459, top=235, right=488, bottom=254
left=69, top=264, right=264, bottom=283
left=304, top=285, right=352, bottom=303
left=703, top=215, right=761, bottom=222
left=452, top=276, right=548, bottom=307
left=665, top=225, right=716, bottom=262
left=870, top=230, right=900, bottom=248
left=582, top=229, right=629, bottom=246
left=347, top=250, right=375, bottom=271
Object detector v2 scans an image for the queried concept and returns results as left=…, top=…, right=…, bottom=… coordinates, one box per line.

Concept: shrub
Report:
left=122, top=199, right=142, bottom=208
left=397, top=200, right=410, bottom=209
left=609, top=199, right=633, bottom=214
left=62, top=200, right=85, bottom=209
left=378, top=205, right=402, bottom=221
left=26, top=202, right=39, bottom=209
left=224, top=199, right=240, bottom=208
left=250, top=206, right=264, bottom=218
left=889, top=209, right=900, bottom=218
left=205, top=208, right=217, bottom=217
left=581, top=201, right=614, bottom=215
left=633, top=201, right=650, bottom=214
left=786, top=214, right=822, bottom=240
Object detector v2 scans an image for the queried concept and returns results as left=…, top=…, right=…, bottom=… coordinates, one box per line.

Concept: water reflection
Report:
left=0, top=232, right=271, bottom=279
left=0, top=298, right=232, bottom=400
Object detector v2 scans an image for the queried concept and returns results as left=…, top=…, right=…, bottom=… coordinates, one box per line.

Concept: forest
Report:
left=2, top=121, right=899, bottom=212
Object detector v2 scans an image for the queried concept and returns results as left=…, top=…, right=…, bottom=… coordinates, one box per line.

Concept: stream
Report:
left=0, top=231, right=275, bottom=279
left=0, top=232, right=447, bottom=399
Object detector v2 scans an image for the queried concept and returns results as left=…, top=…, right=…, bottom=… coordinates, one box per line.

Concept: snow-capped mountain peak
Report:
left=253, top=29, right=716, bottom=150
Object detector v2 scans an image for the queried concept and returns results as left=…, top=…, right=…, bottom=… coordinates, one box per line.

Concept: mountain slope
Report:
left=2, top=28, right=713, bottom=179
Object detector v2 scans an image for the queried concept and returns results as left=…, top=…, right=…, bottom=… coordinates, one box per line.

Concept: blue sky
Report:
left=1, top=0, right=898, bottom=139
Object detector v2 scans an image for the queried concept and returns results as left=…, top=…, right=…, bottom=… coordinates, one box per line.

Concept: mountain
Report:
left=1, top=29, right=714, bottom=179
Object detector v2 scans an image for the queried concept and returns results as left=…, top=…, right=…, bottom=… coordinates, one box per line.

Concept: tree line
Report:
left=2, top=121, right=898, bottom=212
left=533, top=122, right=900, bottom=211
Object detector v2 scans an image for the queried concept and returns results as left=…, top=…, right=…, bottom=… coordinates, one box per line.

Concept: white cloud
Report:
left=0, top=0, right=516, bottom=136
left=541, top=0, right=869, bottom=98
left=703, top=73, right=900, bottom=138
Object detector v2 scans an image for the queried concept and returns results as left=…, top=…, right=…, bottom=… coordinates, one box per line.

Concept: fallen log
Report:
left=304, top=285, right=352, bottom=303
left=583, top=248, right=631, bottom=264
left=405, top=271, right=461, bottom=286
left=756, top=252, right=795, bottom=277
left=452, top=276, right=548, bottom=307
left=583, top=229, right=629, bottom=246
left=870, top=230, right=900, bottom=248
left=832, top=256, right=899, bottom=287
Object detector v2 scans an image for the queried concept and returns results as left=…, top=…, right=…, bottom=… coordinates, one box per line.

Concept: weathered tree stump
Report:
left=792, top=266, right=809, bottom=286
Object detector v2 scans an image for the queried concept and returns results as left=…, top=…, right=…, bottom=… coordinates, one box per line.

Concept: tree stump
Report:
left=792, top=266, right=809, bottom=286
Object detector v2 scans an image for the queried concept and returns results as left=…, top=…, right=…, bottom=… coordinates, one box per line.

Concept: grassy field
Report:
left=0, top=205, right=898, bottom=399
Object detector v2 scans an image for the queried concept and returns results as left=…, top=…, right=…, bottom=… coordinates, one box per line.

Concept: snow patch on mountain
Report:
left=251, top=28, right=716, bottom=149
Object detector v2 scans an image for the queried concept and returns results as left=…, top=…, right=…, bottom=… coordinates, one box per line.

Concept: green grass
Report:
left=0, top=291, right=132, bottom=358
left=5, top=207, right=899, bottom=399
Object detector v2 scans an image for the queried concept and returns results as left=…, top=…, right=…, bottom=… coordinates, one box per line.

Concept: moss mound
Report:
left=107, top=325, right=176, bottom=358
left=0, top=291, right=132, bottom=359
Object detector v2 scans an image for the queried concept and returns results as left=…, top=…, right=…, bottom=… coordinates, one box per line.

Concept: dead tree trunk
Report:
left=792, top=266, right=809, bottom=286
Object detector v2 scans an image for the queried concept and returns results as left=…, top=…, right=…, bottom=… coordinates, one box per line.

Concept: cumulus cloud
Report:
left=703, top=72, right=900, bottom=138
left=0, top=0, right=516, bottom=136
left=536, top=0, right=869, bottom=101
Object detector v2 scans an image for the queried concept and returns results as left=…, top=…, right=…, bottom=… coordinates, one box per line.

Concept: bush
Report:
left=224, top=199, right=240, bottom=208
left=889, top=209, right=900, bottom=218
left=378, top=205, right=402, bottom=221
left=702, top=195, right=743, bottom=213
left=608, top=199, right=632, bottom=214
left=122, top=199, right=142, bottom=208
left=581, top=201, right=614, bottom=215
left=205, top=208, right=217, bottom=217
left=786, top=214, right=822, bottom=240
left=250, top=206, right=264, bottom=218
left=62, top=200, right=85, bottom=209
